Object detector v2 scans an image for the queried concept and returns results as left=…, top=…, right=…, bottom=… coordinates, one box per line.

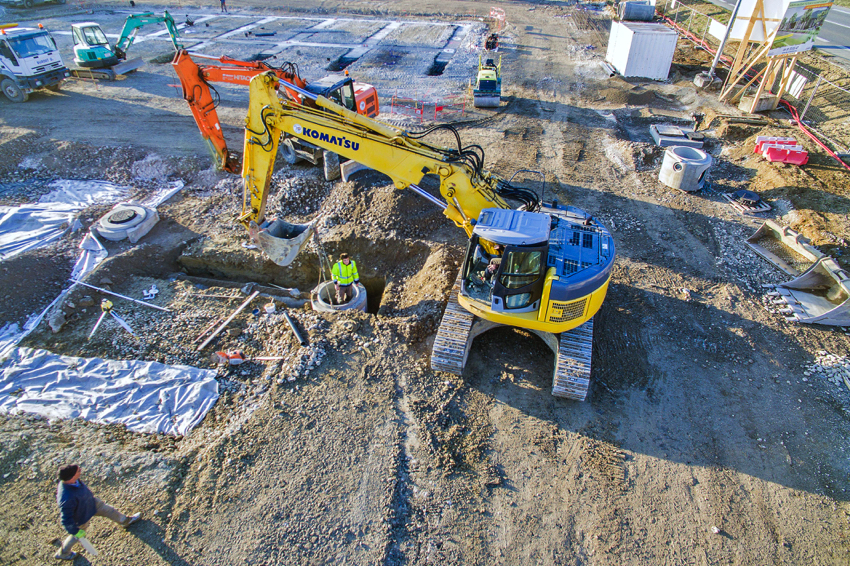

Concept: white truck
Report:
left=0, top=24, right=70, bottom=102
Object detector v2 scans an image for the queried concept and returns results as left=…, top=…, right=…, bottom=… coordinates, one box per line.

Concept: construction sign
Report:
left=769, top=0, right=833, bottom=56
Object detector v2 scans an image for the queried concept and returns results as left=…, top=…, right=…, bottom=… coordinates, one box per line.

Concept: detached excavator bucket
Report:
left=249, top=219, right=315, bottom=266
left=748, top=221, right=850, bottom=326
left=747, top=220, right=820, bottom=276
left=767, top=257, right=850, bottom=326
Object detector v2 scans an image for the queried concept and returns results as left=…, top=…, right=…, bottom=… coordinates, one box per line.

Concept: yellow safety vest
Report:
left=332, top=260, right=359, bottom=285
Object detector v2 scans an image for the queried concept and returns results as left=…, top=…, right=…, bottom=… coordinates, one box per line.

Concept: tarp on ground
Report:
left=0, top=348, right=219, bottom=436
left=0, top=180, right=131, bottom=261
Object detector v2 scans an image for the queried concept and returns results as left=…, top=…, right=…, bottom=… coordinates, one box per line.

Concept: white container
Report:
left=605, top=21, right=678, bottom=80
left=659, top=146, right=712, bottom=192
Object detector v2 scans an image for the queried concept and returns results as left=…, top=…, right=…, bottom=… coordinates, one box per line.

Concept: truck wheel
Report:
left=281, top=138, right=299, bottom=165
left=323, top=150, right=340, bottom=181
left=24, top=0, right=34, bottom=7
left=1, top=79, right=27, bottom=103
left=47, top=83, right=61, bottom=92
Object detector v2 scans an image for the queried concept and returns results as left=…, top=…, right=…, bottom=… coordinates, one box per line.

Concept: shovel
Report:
left=78, top=536, right=99, bottom=557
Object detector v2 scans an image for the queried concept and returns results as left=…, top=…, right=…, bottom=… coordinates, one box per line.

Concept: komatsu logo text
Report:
left=292, top=124, right=359, bottom=151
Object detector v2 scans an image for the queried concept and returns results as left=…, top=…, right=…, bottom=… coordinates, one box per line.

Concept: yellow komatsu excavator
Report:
left=240, top=72, right=615, bottom=400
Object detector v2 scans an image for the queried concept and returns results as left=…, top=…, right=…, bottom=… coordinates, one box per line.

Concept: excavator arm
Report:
left=241, top=71, right=513, bottom=259
left=114, top=11, right=183, bottom=59
left=172, top=50, right=305, bottom=173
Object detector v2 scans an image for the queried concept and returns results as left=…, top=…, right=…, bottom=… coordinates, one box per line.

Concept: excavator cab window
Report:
left=81, top=26, right=109, bottom=47
left=499, top=250, right=541, bottom=290
left=338, top=82, right=355, bottom=111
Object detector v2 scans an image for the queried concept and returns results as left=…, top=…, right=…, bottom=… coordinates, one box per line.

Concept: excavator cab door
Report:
left=490, top=245, right=547, bottom=313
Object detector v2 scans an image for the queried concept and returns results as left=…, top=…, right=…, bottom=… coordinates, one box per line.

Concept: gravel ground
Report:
left=1, top=1, right=849, bottom=565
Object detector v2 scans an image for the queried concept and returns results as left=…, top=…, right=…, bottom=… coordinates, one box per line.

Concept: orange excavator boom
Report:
left=171, top=49, right=378, bottom=173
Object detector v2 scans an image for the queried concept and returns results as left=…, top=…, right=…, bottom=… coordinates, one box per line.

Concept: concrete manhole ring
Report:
left=311, top=281, right=367, bottom=312
left=99, top=205, right=147, bottom=230
left=95, top=204, right=159, bottom=243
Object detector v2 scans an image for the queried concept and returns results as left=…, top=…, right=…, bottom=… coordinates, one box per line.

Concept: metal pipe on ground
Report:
left=283, top=311, right=308, bottom=346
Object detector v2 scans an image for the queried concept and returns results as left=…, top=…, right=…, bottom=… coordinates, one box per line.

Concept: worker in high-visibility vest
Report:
left=331, top=252, right=359, bottom=304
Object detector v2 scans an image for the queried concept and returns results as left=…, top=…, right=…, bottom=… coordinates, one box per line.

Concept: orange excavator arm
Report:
left=171, top=49, right=307, bottom=173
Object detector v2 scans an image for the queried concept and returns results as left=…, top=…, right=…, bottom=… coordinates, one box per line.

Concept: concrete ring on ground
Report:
left=311, top=281, right=367, bottom=312
left=95, top=204, right=160, bottom=243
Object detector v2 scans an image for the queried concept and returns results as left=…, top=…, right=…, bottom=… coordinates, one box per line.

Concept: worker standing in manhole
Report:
left=54, top=465, right=141, bottom=560
left=332, top=252, right=359, bottom=304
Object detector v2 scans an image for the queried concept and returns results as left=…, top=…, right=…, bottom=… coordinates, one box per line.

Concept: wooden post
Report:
left=772, top=55, right=798, bottom=109
left=749, top=58, right=774, bottom=112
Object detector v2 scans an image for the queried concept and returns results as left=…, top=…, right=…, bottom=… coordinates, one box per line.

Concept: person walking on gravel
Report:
left=220, top=0, right=227, bottom=13
left=332, top=252, right=359, bottom=304
left=54, top=464, right=141, bottom=561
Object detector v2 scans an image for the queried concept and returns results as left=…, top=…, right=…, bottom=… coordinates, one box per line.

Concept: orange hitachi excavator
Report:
left=171, top=49, right=379, bottom=176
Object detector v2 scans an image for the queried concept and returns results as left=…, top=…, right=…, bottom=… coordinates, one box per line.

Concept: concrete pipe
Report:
left=311, top=281, right=367, bottom=313
left=659, top=146, right=712, bottom=192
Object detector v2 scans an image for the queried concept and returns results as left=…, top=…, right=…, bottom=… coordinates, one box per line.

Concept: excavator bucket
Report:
left=748, top=221, right=850, bottom=325
left=747, top=220, right=820, bottom=276
left=248, top=219, right=315, bottom=266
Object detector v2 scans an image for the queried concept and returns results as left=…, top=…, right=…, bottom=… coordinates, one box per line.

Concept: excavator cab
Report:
left=72, top=23, right=119, bottom=68
left=302, top=73, right=379, bottom=117
left=462, top=209, right=549, bottom=313
left=303, top=74, right=357, bottom=112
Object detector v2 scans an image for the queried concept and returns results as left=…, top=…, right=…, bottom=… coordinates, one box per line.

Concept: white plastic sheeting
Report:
left=0, top=180, right=130, bottom=261
left=0, top=348, right=219, bottom=436
left=0, top=179, right=214, bottom=436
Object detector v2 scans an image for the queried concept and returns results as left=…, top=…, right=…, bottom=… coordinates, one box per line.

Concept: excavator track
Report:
left=431, top=278, right=475, bottom=375
left=552, top=318, right=594, bottom=401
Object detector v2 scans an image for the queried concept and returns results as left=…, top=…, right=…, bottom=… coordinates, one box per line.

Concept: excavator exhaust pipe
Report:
left=248, top=219, right=316, bottom=266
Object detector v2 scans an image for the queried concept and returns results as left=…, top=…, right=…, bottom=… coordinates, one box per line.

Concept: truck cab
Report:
left=0, top=24, right=69, bottom=102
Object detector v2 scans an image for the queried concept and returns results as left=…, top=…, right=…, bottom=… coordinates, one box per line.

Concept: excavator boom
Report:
left=172, top=50, right=305, bottom=172
left=242, top=72, right=508, bottom=242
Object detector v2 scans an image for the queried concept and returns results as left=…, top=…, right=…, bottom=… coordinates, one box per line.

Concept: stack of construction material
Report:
left=755, top=136, right=809, bottom=165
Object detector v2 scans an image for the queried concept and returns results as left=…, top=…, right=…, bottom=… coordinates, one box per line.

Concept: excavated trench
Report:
left=177, top=234, right=433, bottom=315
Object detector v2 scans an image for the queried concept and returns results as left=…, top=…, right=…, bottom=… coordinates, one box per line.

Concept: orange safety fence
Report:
left=490, top=7, right=506, bottom=32
left=387, top=94, right=467, bottom=122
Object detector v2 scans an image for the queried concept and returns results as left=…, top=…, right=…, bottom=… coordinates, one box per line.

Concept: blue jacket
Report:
left=57, top=480, right=97, bottom=535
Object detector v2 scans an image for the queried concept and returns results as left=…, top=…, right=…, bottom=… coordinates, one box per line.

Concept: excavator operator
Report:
left=332, top=253, right=360, bottom=304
